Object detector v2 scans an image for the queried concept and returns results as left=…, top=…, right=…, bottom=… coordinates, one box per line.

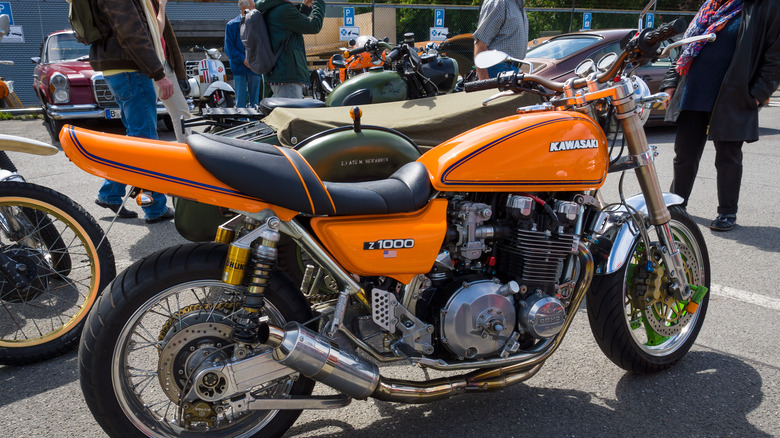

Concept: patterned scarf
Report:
left=675, top=0, right=743, bottom=75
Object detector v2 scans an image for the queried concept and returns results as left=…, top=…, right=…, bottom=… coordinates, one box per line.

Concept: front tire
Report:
left=0, top=182, right=115, bottom=365
left=79, top=243, right=314, bottom=438
left=586, top=206, right=710, bottom=374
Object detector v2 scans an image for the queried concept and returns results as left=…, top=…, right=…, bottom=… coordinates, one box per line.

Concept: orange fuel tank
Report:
left=418, top=110, right=608, bottom=192
left=310, top=199, right=447, bottom=284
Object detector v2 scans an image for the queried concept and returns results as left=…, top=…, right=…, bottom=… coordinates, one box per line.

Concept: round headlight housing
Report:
left=49, top=72, right=70, bottom=104
left=630, top=75, right=652, bottom=126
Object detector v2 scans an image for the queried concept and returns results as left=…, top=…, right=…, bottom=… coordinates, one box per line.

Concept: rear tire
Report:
left=586, top=206, right=710, bottom=374
left=79, top=243, right=314, bottom=438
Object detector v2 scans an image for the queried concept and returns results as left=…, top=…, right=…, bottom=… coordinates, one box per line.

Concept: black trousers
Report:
left=670, top=110, right=744, bottom=215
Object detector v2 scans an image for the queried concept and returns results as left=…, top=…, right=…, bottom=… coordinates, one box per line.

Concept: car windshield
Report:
left=47, top=33, right=90, bottom=63
left=526, top=35, right=602, bottom=60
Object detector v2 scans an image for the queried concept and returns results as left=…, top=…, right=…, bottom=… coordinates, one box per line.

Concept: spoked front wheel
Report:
left=0, top=182, right=115, bottom=365
left=587, top=206, right=710, bottom=374
left=79, top=243, right=314, bottom=438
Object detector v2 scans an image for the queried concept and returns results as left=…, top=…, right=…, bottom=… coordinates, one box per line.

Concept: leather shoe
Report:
left=145, top=207, right=175, bottom=224
left=709, top=214, right=736, bottom=231
left=95, top=199, right=138, bottom=218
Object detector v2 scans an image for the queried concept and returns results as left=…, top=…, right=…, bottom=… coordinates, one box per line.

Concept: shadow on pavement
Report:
left=286, top=351, right=767, bottom=437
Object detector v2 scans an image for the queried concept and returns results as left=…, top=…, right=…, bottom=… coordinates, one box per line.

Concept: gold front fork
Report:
left=612, top=82, right=692, bottom=300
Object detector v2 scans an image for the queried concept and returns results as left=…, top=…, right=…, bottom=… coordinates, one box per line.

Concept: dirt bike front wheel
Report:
left=79, top=243, right=314, bottom=438
left=0, top=182, right=116, bottom=365
left=586, top=206, right=710, bottom=374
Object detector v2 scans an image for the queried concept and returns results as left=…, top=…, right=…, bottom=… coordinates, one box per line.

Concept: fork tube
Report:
left=612, top=89, right=670, bottom=225
left=613, top=84, right=690, bottom=298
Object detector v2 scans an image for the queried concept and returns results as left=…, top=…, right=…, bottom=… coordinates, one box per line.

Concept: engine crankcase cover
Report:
left=518, top=293, right=566, bottom=339
left=440, top=279, right=516, bottom=360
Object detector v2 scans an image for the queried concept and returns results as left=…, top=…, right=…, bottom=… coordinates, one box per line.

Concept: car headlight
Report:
left=49, top=72, right=70, bottom=104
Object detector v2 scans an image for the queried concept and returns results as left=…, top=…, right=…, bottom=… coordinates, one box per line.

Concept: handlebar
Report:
left=346, top=41, right=394, bottom=58
left=465, top=20, right=689, bottom=96
left=640, top=18, right=687, bottom=48
left=464, top=77, right=498, bottom=93
left=384, top=48, right=402, bottom=63
left=347, top=45, right=368, bottom=57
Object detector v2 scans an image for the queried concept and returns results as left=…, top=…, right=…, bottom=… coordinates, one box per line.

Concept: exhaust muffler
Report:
left=259, top=322, right=380, bottom=399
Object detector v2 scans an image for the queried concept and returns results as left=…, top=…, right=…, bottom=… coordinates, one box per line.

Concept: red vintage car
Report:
left=32, top=30, right=169, bottom=141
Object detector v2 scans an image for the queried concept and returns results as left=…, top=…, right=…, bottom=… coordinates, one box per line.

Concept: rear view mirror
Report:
left=474, top=50, right=508, bottom=69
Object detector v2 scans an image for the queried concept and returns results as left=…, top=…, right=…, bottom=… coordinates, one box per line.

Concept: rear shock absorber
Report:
left=220, top=216, right=281, bottom=343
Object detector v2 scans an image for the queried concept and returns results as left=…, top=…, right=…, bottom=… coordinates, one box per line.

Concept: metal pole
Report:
left=569, top=0, right=575, bottom=33
left=371, top=0, right=375, bottom=36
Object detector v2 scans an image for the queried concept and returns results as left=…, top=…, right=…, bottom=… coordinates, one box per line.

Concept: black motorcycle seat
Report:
left=259, top=98, right=326, bottom=117
left=187, top=133, right=431, bottom=216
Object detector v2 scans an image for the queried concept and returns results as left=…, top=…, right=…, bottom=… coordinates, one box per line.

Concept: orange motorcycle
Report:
left=62, top=17, right=710, bottom=438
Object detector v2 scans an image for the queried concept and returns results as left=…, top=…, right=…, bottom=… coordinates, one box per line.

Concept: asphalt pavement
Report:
left=1, top=99, right=779, bottom=437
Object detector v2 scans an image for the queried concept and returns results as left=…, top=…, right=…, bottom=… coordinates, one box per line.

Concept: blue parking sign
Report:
left=646, top=13, right=654, bottom=29
left=0, top=2, right=14, bottom=25
left=434, top=9, right=444, bottom=28
left=582, top=12, right=591, bottom=30
left=343, top=7, right=354, bottom=27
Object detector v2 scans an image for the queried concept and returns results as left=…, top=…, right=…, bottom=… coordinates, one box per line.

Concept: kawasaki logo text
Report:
left=549, top=139, right=599, bottom=152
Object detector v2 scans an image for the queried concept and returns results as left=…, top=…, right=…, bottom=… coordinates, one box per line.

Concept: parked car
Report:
left=32, top=30, right=171, bottom=141
left=524, top=29, right=679, bottom=119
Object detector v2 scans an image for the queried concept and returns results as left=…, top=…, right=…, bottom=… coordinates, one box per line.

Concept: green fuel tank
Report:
left=325, top=69, right=408, bottom=107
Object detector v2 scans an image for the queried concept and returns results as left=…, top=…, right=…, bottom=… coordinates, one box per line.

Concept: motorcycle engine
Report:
left=425, top=195, right=579, bottom=360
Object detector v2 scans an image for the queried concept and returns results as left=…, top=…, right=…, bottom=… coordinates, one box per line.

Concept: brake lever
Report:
left=658, top=33, right=716, bottom=58
left=482, top=90, right=516, bottom=107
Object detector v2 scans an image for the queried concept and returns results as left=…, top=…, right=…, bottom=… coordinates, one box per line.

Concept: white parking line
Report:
left=710, top=284, right=780, bottom=311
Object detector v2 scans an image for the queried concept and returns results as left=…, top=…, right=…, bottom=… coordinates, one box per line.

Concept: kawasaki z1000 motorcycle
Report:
left=61, top=14, right=710, bottom=438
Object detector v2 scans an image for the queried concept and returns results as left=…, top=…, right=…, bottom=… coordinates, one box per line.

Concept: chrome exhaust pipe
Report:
left=259, top=321, right=380, bottom=399
left=372, top=363, right=544, bottom=404
left=259, top=322, right=545, bottom=405
left=258, top=242, right=592, bottom=405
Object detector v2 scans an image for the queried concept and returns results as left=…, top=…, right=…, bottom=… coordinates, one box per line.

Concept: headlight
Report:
left=53, top=89, right=70, bottom=103
left=630, top=76, right=651, bottom=126
left=49, top=72, right=70, bottom=104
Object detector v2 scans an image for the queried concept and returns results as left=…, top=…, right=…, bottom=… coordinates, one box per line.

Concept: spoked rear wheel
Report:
left=586, top=206, right=710, bottom=374
left=79, top=243, right=314, bottom=438
left=0, top=182, right=115, bottom=365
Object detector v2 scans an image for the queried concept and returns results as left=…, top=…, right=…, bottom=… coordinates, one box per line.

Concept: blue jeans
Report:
left=488, top=63, right=520, bottom=78
left=234, top=74, right=262, bottom=108
left=98, top=72, right=168, bottom=219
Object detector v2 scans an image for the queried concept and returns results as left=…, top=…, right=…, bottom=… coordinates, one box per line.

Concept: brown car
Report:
left=524, top=29, right=679, bottom=119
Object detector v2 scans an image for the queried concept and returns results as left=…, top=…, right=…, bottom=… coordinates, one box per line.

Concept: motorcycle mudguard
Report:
left=174, top=126, right=421, bottom=242
left=188, top=78, right=201, bottom=98
left=589, top=192, right=685, bottom=275
left=203, top=81, right=235, bottom=97
left=0, top=134, right=59, bottom=156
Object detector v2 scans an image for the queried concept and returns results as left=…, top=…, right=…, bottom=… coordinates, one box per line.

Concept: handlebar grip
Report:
left=384, top=48, right=401, bottom=63
left=464, top=77, right=499, bottom=93
left=348, top=45, right=368, bottom=57
left=642, top=18, right=687, bottom=47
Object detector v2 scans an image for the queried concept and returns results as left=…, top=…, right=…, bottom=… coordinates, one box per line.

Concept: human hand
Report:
left=302, top=0, right=313, bottom=7
left=156, top=77, right=174, bottom=100
left=755, top=97, right=761, bottom=107
left=244, top=59, right=250, bottom=68
left=661, top=87, right=675, bottom=109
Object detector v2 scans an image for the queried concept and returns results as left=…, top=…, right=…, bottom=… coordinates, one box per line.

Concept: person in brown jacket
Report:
left=89, top=0, right=175, bottom=223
